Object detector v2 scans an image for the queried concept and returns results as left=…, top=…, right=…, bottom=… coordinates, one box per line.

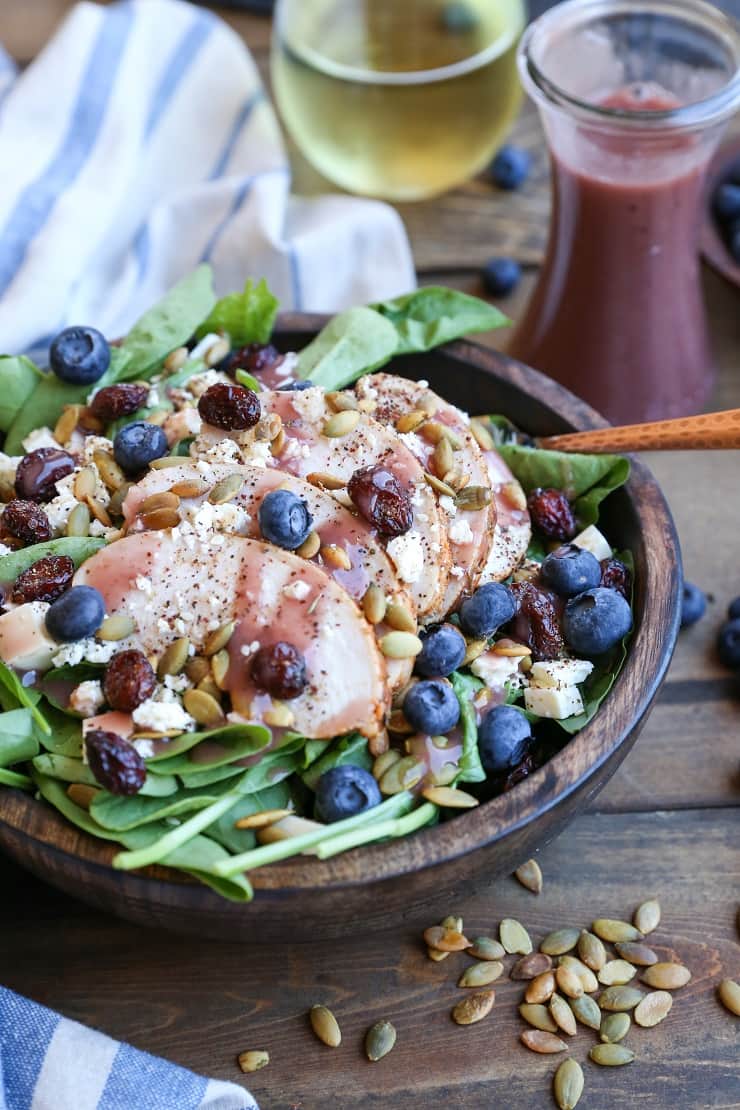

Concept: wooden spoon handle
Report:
left=538, top=409, right=740, bottom=453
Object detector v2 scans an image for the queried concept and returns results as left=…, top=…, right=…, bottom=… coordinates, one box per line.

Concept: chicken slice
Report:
left=75, top=530, right=388, bottom=739
left=478, top=448, right=532, bottom=583
left=122, top=462, right=415, bottom=689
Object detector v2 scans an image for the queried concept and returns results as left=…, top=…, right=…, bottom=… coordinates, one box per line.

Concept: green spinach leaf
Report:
left=205, top=782, right=292, bottom=854
left=0, top=768, right=33, bottom=789
left=145, top=721, right=271, bottom=775
left=297, top=307, right=399, bottom=389
left=372, top=287, right=509, bottom=355
left=90, top=780, right=234, bottom=831
left=0, top=538, right=106, bottom=582
left=195, top=277, right=278, bottom=345
left=451, top=671, right=486, bottom=785
left=301, top=732, right=370, bottom=792
left=119, top=265, right=216, bottom=377
left=0, top=356, right=43, bottom=433
left=0, top=660, right=50, bottom=734
left=0, top=708, right=41, bottom=766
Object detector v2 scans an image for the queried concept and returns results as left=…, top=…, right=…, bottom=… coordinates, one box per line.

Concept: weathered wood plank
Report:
left=3, top=808, right=738, bottom=1110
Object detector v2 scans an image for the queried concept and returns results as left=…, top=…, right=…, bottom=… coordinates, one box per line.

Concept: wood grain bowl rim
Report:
left=0, top=320, right=683, bottom=898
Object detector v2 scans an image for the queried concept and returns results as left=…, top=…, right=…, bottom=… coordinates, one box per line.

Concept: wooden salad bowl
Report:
left=0, top=322, right=682, bottom=941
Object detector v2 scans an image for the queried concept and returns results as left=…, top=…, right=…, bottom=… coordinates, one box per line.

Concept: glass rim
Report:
left=518, top=0, right=740, bottom=132
left=272, top=0, right=525, bottom=87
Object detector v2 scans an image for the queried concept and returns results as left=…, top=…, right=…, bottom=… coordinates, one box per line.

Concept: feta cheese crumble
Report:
left=449, top=518, right=474, bottom=546
left=283, top=580, right=311, bottom=601
left=386, top=530, right=425, bottom=584
left=69, top=680, right=105, bottom=718
left=132, top=697, right=195, bottom=733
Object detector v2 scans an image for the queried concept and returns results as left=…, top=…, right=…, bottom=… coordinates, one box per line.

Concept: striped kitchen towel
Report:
left=0, top=987, right=257, bottom=1110
left=0, top=0, right=415, bottom=358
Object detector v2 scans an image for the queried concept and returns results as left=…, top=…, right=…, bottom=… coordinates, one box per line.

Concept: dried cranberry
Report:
left=251, top=641, right=307, bottom=700
left=1, top=499, right=52, bottom=545
left=11, top=554, right=74, bottom=604
left=499, top=751, right=537, bottom=793
left=225, top=343, right=282, bottom=377
left=89, top=383, right=149, bottom=422
left=198, top=383, right=261, bottom=430
left=15, top=448, right=75, bottom=503
left=85, top=729, right=146, bottom=795
left=509, top=580, right=564, bottom=661
left=600, top=557, right=632, bottom=600
left=527, top=487, right=576, bottom=541
left=103, top=649, right=156, bottom=711
left=347, top=465, right=413, bottom=537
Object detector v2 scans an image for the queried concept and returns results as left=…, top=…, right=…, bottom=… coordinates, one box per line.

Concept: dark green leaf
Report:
left=301, top=732, right=370, bottom=792
left=0, top=537, right=106, bottom=583
left=0, top=708, right=40, bottom=766
left=0, top=768, right=33, bottom=789
left=195, top=277, right=278, bottom=345
left=0, top=355, right=43, bottom=433
left=36, top=706, right=84, bottom=756
left=90, top=779, right=234, bottom=831
left=235, top=368, right=261, bottom=392
left=120, top=265, right=216, bottom=377
left=451, top=671, right=486, bottom=785
left=0, top=660, right=50, bottom=734
left=297, top=307, right=399, bottom=389
left=372, top=287, right=509, bottom=355
left=32, top=752, right=178, bottom=796
left=205, top=782, right=292, bottom=853
left=145, top=721, right=271, bottom=773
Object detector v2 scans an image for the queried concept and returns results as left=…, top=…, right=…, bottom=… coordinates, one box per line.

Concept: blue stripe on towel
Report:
left=0, top=2, right=136, bottom=299
left=289, top=247, right=302, bottom=310
left=0, top=990, right=60, bottom=1110
left=144, top=7, right=215, bottom=140
left=208, top=90, right=264, bottom=181
left=199, top=167, right=290, bottom=264
left=97, top=1042, right=208, bottom=1110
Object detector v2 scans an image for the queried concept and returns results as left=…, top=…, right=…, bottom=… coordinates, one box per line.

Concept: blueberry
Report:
left=278, top=380, right=313, bottom=391
left=717, top=619, right=740, bottom=669
left=489, top=145, right=531, bottom=190
left=415, top=623, right=466, bottom=678
left=482, top=258, right=522, bottom=297
left=45, top=585, right=105, bottom=642
left=258, top=489, right=313, bottom=550
left=680, top=581, right=706, bottom=628
left=315, top=764, right=382, bottom=823
left=440, top=1, right=478, bottom=32
left=727, top=597, right=740, bottom=620
left=541, top=544, right=602, bottom=598
left=49, top=326, right=110, bottom=385
left=713, top=183, right=740, bottom=225
left=729, top=220, right=740, bottom=265
left=563, top=587, right=633, bottom=655
left=403, top=679, right=460, bottom=735
left=478, top=705, right=532, bottom=776
left=113, top=422, right=168, bottom=475
left=458, top=582, right=516, bottom=638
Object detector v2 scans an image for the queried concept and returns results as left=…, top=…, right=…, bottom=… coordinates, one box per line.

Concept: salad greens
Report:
left=0, top=266, right=634, bottom=902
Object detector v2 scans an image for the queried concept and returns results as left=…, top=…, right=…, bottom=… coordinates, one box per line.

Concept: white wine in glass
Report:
left=271, top=0, right=526, bottom=200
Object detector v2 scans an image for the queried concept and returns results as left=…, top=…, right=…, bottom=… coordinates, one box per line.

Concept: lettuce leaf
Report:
left=372, top=287, right=509, bottom=354
left=195, top=277, right=278, bottom=345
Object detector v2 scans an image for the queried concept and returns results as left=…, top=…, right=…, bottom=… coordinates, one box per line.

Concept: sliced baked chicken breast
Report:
left=193, top=386, right=451, bottom=623
left=478, top=448, right=532, bottom=583
left=121, top=462, right=415, bottom=689
left=76, top=531, right=388, bottom=739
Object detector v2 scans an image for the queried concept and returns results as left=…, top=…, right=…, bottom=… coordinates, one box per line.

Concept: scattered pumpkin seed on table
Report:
left=500, top=918, right=532, bottom=955
left=525, top=971, right=556, bottom=1005
left=541, top=928, right=580, bottom=956
left=569, top=994, right=602, bottom=1031
left=237, top=1050, right=269, bottom=1073
left=519, top=1004, right=559, bottom=1033
left=309, top=1005, right=342, bottom=1047
left=423, top=925, right=470, bottom=952
left=549, top=993, right=577, bottom=1036
left=718, top=979, right=740, bottom=1016
left=599, top=1012, right=631, bottom=1043
left=598, top=960, right=637, bottom=986
left=615, top=941, right=658, bottom=966
left=598, top=986, right=645, bottom=1012
left=458, top=961, right=503, bottom=988
left=511, top=952, right=552, bottom=980
left=451, top=990, right=495, bottom=1025
left=592, top=919, right=643, bottom=944
left=468, top=937, right=505, bottom=961
left=553, top=1058, right=584, bottom=1110
left=514, top=859, right=543, bottom=894
left=365, top=1020, right=396, bottom=1062
left=634, top=990, right=673, bottom=1027
left=633, top=898, right=661, bottom=935
left=520, top=1030, right=568, bottom=1054
left=555, top=966, right=583, bottom=1000
left=577, top=931, right=607, bottom=972
left=589, top=1044, right=635, bottom=1067
left=558, top=956, right=599, bottom=994
left=642, top=962, right=692, bottom=990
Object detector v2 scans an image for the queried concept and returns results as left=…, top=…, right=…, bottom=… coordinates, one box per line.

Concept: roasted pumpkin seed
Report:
left=598, top=986, right=645, bottom=1012
left=66, top=783, right=99, bottom=810
left=550, top=994, right=577, bottom=1036
left=74, top=467, right=97, bottom=501
left=589, top=1044, right=635, bottom=1067
left=320, top=544, right=352, bottom=571
left=428, top=947, right=450, bottom=963
left=365, top=1020, right=396, bottom=1062
left=422, top=785, right=478, bottom=808
left=569, top=994, right=602, bottom=1031
left=541, top=929, right=580, bottom=957
left=525, top=972, right=556, bottom=1005
left=452, top=991, right=494, bottom=1025
left=323, top=409, right=361, bottom=438
left=93, top=450, right=126, bottom=490
left=54, top=404, right=82, bottom=446
left=380, top=631, right=423, bottom=659
left=362, top=584, right=386, bottom=624
left=297, top=530, right=321, bottom=559
left=237, top=1050, right=269, bottom=1073
left=462, top=638, right=487, bottom=665
left=578, top=931, right=607, bottom=972
left=469, top=418, right=495, bottom=451
left=553, top=1058, right=584, bottom=1110
left=183, top=688, right=225, bottom=727
left=234, top=808, right=293, bottom=830
left=66, top=501, right=91, bottom=537
left=396, top=409, right=427, bottom=433
left=511, top=953, right=553, bottom=980
left=519, top=1004, right=558, bottom=1033
left=424, top=471, right=457, bottom=498
left=454, top=485, right=492, bottom=511
left=458, top=961, right=503, bottom=988
left=592, top=919, right=643, bottom=944
left=520, top=1030, right=567, bottom=1054
left=441, top=915, right=463, bottom=932
left=384, top=601, right=416, bottom=634
left=633, top=899, right=661, bottom=935
left=615, top=941, right=658, bottom=966
left=718, top=978, right=740, bottom=1016
left=309, top=1005, right=341, bottom=1047
left=433, top=437, right=455, bottom=479
left=514, top=859, right=542, bottom=895
left=423, top=925, right=470, bottom=953
left=170, top=478, right=211, bottom=498
left=164, top=346, right=188, bottom=374
left=468, top=937, right=506, bottom=961
left=555, top=966, right=583, bottom=1000
left=197, top=675, right=222, bottom=701
left=599, top=960, right=637, bottom=986
left=141, top=506, right=180, bottom=531
left=372, top=749, right=401, bottom=780
left=558, top=956, right=599, bottom=994
left=157, top=637, right=190, bottom=679
left=642, top=962, right=691, bottom=990
left=634, top=990, right=673, bottom=1027
left=599, top=1012, right=631, bottom=1043
left=150, top=455, right=186, bottom=470
left=263, top=703, right=295, bottom=729
left=141, top=491, right=180, bottom=514
left=500, top=918, right=532, bottom=955
left=326, top=390, right=358, bottom=413
left=306, top=471, right=347, bottom=491
left=97, top=614, right=136, bottom=642
left=185, top=655, right=210, bottom=684
left=209, top=473, right=243, bottom=504
left=379, top=755, right=424, bottom=794
left=204, top=337, right=230, bottom=367
left=203, top=621, right=235, bottom=656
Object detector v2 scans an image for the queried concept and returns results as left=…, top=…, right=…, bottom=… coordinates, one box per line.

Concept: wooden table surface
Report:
left=2, top=5, right=739, bottom=1109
